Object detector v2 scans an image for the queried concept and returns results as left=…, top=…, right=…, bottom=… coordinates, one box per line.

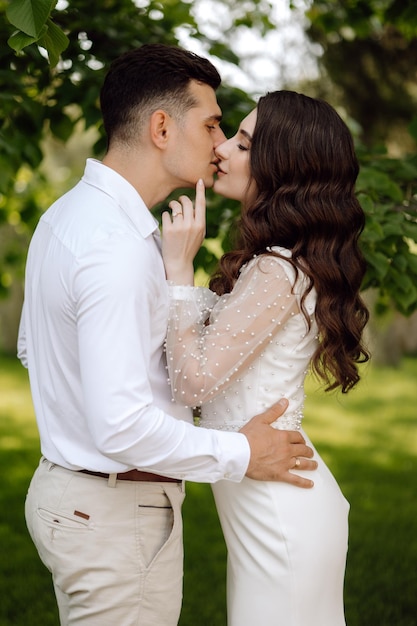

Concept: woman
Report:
left=162, top=90, right=370, bottom=625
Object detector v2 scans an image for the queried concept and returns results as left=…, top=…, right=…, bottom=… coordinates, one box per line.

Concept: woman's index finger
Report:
left=194, top=178, right=206, bottom=224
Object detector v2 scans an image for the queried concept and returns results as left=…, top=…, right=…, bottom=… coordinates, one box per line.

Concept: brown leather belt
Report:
left=79, top=469, right=181, bottom=483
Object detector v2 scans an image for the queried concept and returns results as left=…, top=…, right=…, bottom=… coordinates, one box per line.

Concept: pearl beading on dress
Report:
left=165, top=248, right=318, bottom=433
left=200, top=406, right=304, bottom=432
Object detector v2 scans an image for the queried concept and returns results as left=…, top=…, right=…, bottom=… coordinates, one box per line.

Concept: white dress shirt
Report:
left=17, top=159, right=249, bottom=482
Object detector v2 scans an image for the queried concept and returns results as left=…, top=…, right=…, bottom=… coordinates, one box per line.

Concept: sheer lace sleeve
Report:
left=166, top=254, right=302, bottom=407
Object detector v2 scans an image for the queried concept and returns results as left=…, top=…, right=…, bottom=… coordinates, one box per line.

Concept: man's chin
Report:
left=202, top=174, right=215, bottom=189
left=180, top=176, right=214, bottom=189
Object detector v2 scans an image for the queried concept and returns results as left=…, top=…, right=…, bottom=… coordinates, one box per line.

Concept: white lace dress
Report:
left=166, top=247, right=349, bottom=626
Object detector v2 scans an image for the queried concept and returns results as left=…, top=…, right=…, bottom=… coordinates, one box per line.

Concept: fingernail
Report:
left=277, top=398, right=288, bottom=406
left=197, top=178, right=203, bottom=186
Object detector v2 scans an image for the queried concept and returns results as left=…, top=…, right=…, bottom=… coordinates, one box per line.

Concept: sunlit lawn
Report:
left=0, top=353, right=416, bottom=625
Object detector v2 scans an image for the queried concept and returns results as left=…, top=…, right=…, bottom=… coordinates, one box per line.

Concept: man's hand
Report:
left=240, top=399, right=317, bottom=488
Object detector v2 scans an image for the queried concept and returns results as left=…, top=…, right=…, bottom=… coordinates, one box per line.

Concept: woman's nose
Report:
left=214, top=137, right=231, bottom=159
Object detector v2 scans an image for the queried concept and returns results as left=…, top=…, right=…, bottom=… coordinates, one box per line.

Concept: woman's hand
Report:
left=162, top=179, right=206, bottom=285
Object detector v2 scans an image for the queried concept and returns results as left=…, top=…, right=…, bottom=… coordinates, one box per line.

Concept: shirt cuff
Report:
left=214, top=430, right=251, bottom=482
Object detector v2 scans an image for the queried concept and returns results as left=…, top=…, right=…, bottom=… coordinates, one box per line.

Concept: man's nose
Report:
left=213, top=126, right=227, bottom=148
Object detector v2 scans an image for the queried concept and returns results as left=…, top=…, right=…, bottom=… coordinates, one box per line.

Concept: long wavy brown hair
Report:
left=210, top=90, right=370, bottom=393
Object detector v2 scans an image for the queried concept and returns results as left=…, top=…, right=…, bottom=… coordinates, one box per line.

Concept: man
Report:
left=18, top=44, right=317, bottom=625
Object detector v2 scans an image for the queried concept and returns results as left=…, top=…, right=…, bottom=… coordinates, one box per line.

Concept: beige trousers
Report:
left=25, top=458, right=186, bottom=625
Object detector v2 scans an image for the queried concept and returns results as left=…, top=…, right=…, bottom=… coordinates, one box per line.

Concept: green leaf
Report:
left=402, top=222, right=417, bottom=240
left=403, top=250, right=417, bottom=274
left=357, top=192, right=375, bottom=214
left=6, top=0, right=55, bottom=38
left=394, top=289, right=417, bottom=315
left=389, top=267, right=414, bottom=293
left=357, top=169, right=404, bottom=202
left=363, top=249, right=390, bottom=279
left=37, top=18, right=69, bottom=67
left=388, top=278, right=417, bottom=314
left=382, top=221, right=408, bottom=238
left=392, top=254, right=408, bottom=272
left=362, top=219, right=385, bottom=242
left=7, top=29, right=38, bottom=52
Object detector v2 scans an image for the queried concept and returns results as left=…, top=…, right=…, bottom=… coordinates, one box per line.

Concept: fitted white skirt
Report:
left=211, top=439, right=349, bottom=626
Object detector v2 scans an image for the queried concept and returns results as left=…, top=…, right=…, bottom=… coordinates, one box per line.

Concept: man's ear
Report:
left=149, top=110, right=172, bottom=149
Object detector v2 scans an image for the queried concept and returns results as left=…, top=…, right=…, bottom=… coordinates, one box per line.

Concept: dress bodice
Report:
left=166, top=247, right=318, bottom=431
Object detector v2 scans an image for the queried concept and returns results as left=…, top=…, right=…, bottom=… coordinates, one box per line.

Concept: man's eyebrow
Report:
left=206, top=114, right=223, bottom=123
left=239, top=129, right=253, bottom=141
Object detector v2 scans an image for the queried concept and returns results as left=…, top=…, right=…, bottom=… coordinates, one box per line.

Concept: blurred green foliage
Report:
left=1, top=0, right=417, bottom=315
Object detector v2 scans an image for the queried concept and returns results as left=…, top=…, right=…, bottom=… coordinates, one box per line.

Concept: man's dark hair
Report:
left=100, top=43, right=221, bottom=147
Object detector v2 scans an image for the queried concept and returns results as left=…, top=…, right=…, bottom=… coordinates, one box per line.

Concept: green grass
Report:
left=304, top=361, right=417, bottom=626
left=1, top=354, right=416, bottom=625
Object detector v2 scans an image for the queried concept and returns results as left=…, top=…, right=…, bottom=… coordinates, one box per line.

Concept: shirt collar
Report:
left=82, top=158, right=160, bottom=239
